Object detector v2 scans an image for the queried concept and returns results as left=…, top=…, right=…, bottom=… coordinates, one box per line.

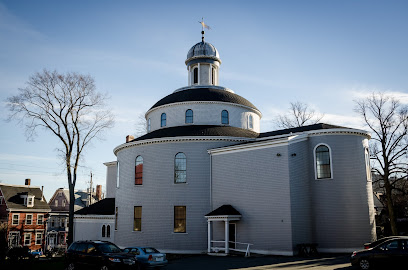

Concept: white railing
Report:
left=210, top=240, right=253, bottom=257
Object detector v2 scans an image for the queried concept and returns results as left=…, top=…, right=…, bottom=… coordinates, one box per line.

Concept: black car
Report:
left=350, top=236, right=408, bottom=269
left=65, top=240, right=141, bottom=270
left=363, top=236, right=401, bottom=250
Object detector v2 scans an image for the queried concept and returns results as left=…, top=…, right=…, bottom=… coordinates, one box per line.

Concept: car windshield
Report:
left=142, top=247, right=160, bottom=254
left=98, top=243, right=122, bottom=253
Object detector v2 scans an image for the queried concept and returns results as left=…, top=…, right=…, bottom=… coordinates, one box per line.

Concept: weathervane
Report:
left=199, top=17, right=211, bottom=42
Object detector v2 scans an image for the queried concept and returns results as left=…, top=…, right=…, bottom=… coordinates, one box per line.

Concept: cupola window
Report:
left=221, top=110, right=229, bottom=124
left=248, top=115, right=253, bottom=129
left=193, top=67, right=198, bottom=84
left=147, top=118, right=151, bottom=132
left=161, top=113, right=167, bottom=127
left=212, top=67, right=215, bottom=85
left=185, top=109, right=193, bottom=124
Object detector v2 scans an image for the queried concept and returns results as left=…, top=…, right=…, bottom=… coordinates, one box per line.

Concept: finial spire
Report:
left=198, top=17, right=211, bottom=42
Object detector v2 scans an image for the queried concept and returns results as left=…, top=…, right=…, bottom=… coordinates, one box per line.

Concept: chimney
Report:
left=41, top=186, right=44, bottom=201
left=25, top=179, right=31, bottom=186
left=96, top=185, right=102, bottom=201
left=126, top=135, right=135, bottom=143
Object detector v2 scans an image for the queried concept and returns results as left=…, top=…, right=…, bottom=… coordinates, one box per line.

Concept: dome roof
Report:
left=148, top=88, right=259, bottom=112
left=186, top=41, right=220, bottom=63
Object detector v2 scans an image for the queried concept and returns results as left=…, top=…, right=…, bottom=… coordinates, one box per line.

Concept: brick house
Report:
left=0, top=180, right=50, bottom=251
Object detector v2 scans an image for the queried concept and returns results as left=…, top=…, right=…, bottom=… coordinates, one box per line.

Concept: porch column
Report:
left=225, top=220, right=229, bottom=254
left=207, top=220, right=211, bottom=253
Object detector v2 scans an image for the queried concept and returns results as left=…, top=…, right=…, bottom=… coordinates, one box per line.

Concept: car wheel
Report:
left=359, top=258, right=370, bottom=270
left=66, top=263, right=75, bottom=270
left=100, top=265, right=109, bottom=270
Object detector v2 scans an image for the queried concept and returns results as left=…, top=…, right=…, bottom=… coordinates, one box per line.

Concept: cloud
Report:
left=347, top=87, right=408, bottom=105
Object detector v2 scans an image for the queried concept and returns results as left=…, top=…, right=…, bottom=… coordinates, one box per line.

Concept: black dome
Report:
left=149, top=88, right=259, bottom=111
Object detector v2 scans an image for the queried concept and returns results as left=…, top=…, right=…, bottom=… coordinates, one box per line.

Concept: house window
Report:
left=193, top=67, right=198, bottom=84
left=24, top=233, right=31, bottom=246
left=55, top=200, right=58, bottom=207
left=62, top=200, right=66, bottom=207
left=12, top=214, right=19, bottom=225
left=60, top=218, right=65, bottom=228
left=8, top=232, right=20, bottom=248
left=147, top=118, right=151, bottom=132
left=115, top=207, right=118, bottom=230
left=102, top=225, right=106, bottom=237
left=134, top=206, right=142, bottom=231
left=248, top=115, right=253, bottom=129
left=107, top=225, right=111, bottom=238
left=221, top=110, right=229, bottom=124
left=365, top=148, right=372, bottom=181
left=174, top=152, right=187, bottom=183
left=315, top=144, right=332, bottom=179
left=116, top=161, right=120, bottom=188
left=37, top=214, right=44, bottom=225
left=185, top=109, right=193, bottom=124
left=174, top=206, right=186, bottom=233
left=0, top=196, right=4, bottom=205
left=35, top=233, right=42, bottom=245
left=135, top=156, right=144, bottom=185
left=161, top=113, right=167, bottom=127
left=51, top=218, right=55, bottom=228
left=27, top=196, right=34, bottom=207
left=26, top=214, right=33, bottom=225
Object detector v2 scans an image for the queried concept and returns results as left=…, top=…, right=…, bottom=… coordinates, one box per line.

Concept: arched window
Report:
left=365, top=148, right=372, bottom=181
left=135, top=156, right=143, bottom=185
left=161, top=113, right=166, bottom=127
left=221, top=110, right=229, bottom=124
left=147, top=118, right=151, bottom=132
left=315, top=144, right=332, bottom=179
left=102, top=225, right=106, bottom=237
left=174, top=153, right=187, bottom=183
left=106, top=225, right=111, bottom=238
left=193, top=67, right=198, bottom=84
left=248, top=115, right=253, bottom=129
left=212, top=67, right=215, bottom=85
left=185, top=109, right=193, bottom=124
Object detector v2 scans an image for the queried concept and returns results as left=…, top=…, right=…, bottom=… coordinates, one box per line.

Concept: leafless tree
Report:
left=134, top=113, right=148, bottom=137
left=275, top=101, right=324, bottom=129
left=355, top=92, right=408, bottom=235
left=6, top=70, right=115, bottom=245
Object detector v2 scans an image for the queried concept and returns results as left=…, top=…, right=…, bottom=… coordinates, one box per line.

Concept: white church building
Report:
left=74, top=35, right=376, bottom=256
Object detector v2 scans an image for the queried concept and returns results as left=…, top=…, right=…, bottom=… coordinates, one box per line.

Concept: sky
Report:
left=0, top=0, right=407, bottom=200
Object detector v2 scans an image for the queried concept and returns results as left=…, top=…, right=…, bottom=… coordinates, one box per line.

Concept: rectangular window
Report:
left=115, top=207, right=118, bottom=230
left=27, top=197, right=33, bottom=207
left=0, top=196, right=4, bottom=205
left=37, top=214, right=44, bottom=225
left=116, top=162, right=120, bottom=188
left=51, top=218, right=55, bottom=227
left=35, top=233, right=42, bottom=245
left=24, top=233, right=31, bottom=246
left=12, top=214, right=19, bottom=225
left=26, top=214, right=33, bottom=225
left=8, top=232, right=20, bottom=247
left=133, top=206, right=142, bottom=231
left=174, top=206, right=186, bottom=233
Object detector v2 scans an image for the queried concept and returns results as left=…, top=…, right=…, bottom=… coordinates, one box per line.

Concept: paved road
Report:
left=164, top=254, right=355, bottom=270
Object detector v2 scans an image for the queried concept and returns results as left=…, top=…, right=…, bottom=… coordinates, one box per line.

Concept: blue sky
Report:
left=1, top=0, right=407, bottom=200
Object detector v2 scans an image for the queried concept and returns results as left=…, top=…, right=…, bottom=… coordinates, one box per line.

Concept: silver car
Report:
left=123, top=247, right=168, bottom=269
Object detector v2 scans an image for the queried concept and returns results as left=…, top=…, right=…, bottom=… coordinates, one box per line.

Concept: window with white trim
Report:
left=185, top=109, right=193, bottom=124
left=107, top=225, right=111, bottom=238
left=116, top=161, right=120, bottom=188
left=147, top=118, right=151, bottom=132
left=135, top=156, right=144, bottom=185
left=37, top=214, right=44, bottom=225
left=27, top=196, right=34, bottom=207
left=26, top=214, right=33, bottom=225
left=315, top=144, right=332, bottom=179
left=193, top=67, right=198, bottom=84
left=24, top=233, right=31, bottom=246
left=174, top=206, right=186, bottom=233
left=365, top=148, right=372, bottom=181
left=248, top=115, right=253, bottom=129
left=12, top=214, right=19, bottom=225
left=161, top=113, right=167, bottom=127
left=221, top=110, right=229, bottom=124
left=174, top=153, right=187, bottom=183
left=102, top=225, right=106, bottom=237
left=35, top=233, right=42, bottom=245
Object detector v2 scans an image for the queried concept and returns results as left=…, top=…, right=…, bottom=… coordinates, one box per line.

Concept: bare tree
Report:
left=355, top=92, right=408, bottom=235
left=276, top=101, right=324, bottom=129
left=134, top=113, right=148, bottom=137
left=6, top=70, right=114, bottom=245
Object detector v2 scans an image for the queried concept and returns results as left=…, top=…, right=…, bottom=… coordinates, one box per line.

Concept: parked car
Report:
left=363, top=236, right=401, bottom=249
left=29, top=248, right=43, bottom=258
left=65, top=240, right=141, bottom=270
left=123, top=247, right=168, bottom=269
left=350, top=236, right=408, bottom=269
